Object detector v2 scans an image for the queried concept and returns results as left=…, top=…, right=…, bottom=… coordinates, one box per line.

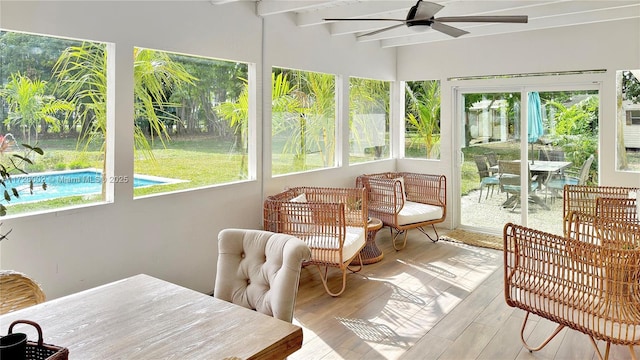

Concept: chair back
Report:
left=562, top=185, right=640, bottom=235
left=539, top=149, right=565, bottom=161
left=485, top=152, right=498, bottom=167
left=596, top=197, right=638, bottom=224
left=214, top=228, right=310, bottom=323
left=577, top=154, right=594, bottom=185
left=499, top=160, right=536, bottom=194
left=473, top=155, right=491, bottom=179
left=0, top=270, right=46, bottom=315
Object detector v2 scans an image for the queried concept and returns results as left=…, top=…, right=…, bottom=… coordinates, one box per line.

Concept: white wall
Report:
left=0, top=1, right=396, bottom=299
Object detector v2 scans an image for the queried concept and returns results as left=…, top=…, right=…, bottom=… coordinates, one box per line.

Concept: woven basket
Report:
left=6, top=320, right=68, bottom=360
left=0, top=270, right=46, bottom=315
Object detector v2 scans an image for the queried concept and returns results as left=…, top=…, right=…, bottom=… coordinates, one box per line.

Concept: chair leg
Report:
left=587, top=336, right=611, bottom=360
left=346, top=253, right=363, bottom=273
left=315, top=264, right=347, bottom=297
left=478, top=185, right=483, bottom=203
left=519, top=312, right=565, bottom=352
left=417, top=224, right=439, bottom=243
left=392, top=225, right=439, bottom=251
left=392, top=229, right=408, bottom=251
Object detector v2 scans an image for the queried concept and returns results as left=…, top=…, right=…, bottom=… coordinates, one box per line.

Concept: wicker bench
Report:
left=356, top=172, right=446, bottom=250
left=504, top=212, right=640, bottom=360
left=263, top=186, right=367, bottom=296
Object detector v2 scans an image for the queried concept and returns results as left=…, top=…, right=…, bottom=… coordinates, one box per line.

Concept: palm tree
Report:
left=216, top=72, right=303, bottom=173
left=214, top=77, right=250, bottom=176
left=53, top=43, right=195, bottom=193
left=349, top=78, right=389, bottom=159
left=53, top=42, right=195, bottom=160
left=1, top=72, right=73, bottom=143
left=405, top=80, right=441, bottom=159
left=274, top=70, right=335, bottom=170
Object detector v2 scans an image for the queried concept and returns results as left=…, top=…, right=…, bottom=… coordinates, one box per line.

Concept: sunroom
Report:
left=0, top=1, right=639, bottom=359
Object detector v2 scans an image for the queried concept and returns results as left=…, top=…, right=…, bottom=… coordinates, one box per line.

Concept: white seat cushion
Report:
left=397, top=201, right=444, bottom=225
left=305, top=226, right=365, bottom=264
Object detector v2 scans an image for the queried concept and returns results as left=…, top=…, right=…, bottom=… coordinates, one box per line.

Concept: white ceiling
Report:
left=211, top=0, right=640, bottom=48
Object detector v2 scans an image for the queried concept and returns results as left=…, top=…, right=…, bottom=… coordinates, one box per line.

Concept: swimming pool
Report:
left=5, top=169, right=180, bottom=204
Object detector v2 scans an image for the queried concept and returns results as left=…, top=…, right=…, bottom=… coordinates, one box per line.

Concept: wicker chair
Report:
left=0, top=270, right=46, bottom=314
left=563, top=185, right=640, bottom=234
left=504, top=212, right=640, bottom=360
left=263, top=186, right=367, bottom=297
left=356, top=172, right=446, bottom=251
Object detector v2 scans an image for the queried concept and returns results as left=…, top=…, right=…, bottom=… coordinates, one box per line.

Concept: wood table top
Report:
left=0, top=274, right=303, bottom=360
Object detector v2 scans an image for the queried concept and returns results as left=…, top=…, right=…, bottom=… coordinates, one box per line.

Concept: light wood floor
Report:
left=290, top=229, right=639, bottom=360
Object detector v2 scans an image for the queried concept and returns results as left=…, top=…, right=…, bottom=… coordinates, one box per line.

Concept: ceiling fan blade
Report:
left=357, top=23, right=405, bottom=38
left=435, top=15, right=528, bottom=23
left=324, top=18, right=405, bottom=22
left=413, top=1, right=444, bottom=20
left=430, top=21, right=470, bottom=38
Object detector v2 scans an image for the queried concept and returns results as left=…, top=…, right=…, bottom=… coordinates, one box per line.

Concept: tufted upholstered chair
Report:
left=214, top=228, right=311, bottom=323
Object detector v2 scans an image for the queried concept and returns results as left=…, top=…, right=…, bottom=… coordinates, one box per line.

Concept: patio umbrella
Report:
left=527, top=91, right=544, bottom=164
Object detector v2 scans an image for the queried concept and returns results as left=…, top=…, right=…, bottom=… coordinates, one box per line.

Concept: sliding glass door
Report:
left=457, top=86, right=599, bottom=235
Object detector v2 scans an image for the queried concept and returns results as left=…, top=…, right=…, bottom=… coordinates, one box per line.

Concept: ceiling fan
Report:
left=324, top=0, right=528, bottom=39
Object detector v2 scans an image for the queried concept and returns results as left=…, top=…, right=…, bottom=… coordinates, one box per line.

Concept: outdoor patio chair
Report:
left=537, top=148, right=566, bottom=184
left=474, top=155, right=500, bottom=202
left=485, top=152, right=499, bottom=169
left=504, top=212, right=640, bottom=360
left=263, top=186, right=367, bottom=297
left=546, top=154, right=594, bottom=202
left=498, top=160, right=542, bottom=211
left=355, top=172, right=446, bottom=251
left=214, top=228, right=311, bottom=323
left=0, top=270, right=46, bottom=315
left=538, top=148, right=565, bottom=161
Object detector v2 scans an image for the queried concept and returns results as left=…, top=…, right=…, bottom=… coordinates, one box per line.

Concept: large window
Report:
left=616, top=70, right=640, bottom=172
left=271, top=68, right=336, bottom=175
left=0, top=30, right=108, bottom=216
left=349, top=77, right=390, bottom=164
left=404, top=80, right=441, bottom=159
left=132, top=48, right=251, bottom=198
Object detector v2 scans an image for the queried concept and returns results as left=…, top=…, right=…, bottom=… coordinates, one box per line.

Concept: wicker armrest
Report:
left=363, top=177, right=404, bottom=214
left=400, top=172, right=446, bottom=207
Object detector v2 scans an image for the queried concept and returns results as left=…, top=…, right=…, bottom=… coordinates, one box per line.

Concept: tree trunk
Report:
left=616, top=71, right=629, bottom=170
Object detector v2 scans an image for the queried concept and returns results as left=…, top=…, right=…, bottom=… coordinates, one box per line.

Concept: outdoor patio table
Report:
left=495, top=160, right=572, bottom=210
left=489, top=160, right=572, bottom=174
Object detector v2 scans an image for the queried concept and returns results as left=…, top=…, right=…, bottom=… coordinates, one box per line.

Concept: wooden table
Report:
left=0, top=274, right=303, bottom=360
left=351, top=217, right=384, bottom=265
